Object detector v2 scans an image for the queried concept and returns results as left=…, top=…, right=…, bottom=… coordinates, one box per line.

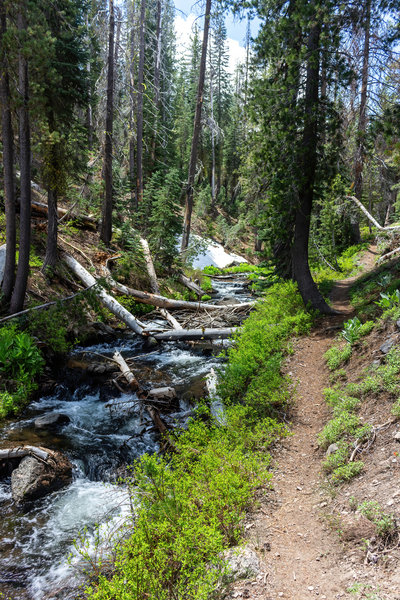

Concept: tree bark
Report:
left=291, top=20, right=334, bottom=315
left=100, top=0, right=115, bottom=245
left=0, top=0, right=16, bottom=302
left=43, top=187, right=58, bottom=270
left=181, top=0, right=212, bottom=252
left=352, top=0, right=371, bottom=244
left=136, top=0, right=146, bottom=206
left=150, top=0, right=162, bottom=168
left=129, top=9, right=136, bottom=208
left=10, top=3, right=31, bottom=314
left=140, top=237, right=160, bottom=294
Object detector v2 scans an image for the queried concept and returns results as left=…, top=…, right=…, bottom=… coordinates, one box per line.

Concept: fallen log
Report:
left=178, top=274, right=206, bottom=297
left=0, top=446, right=49, bottom=461
left=113, top=351, right=140, bottom=391
left=64, top=254, right=144, bottom=335
left=0, top=284, right=96, bottom=324
left=31, top=200, right=97, bottom=228
left=159, top=308, right=183, bottom=330
left=346, top=196, right=400, bottom=231
left=111, top=350, right=173, bottom=448
left=153, top=327, right=238, bottom=341
left=377, top=246, right=400, bottom=263
left=101, top=267, right=254, bottom=312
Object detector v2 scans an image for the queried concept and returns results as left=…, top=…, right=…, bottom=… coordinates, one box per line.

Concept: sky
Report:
left=173, top=0, right=261, bottom=73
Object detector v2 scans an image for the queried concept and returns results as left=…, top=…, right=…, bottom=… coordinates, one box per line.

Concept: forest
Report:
left=2, top=0, right=400, bottom=599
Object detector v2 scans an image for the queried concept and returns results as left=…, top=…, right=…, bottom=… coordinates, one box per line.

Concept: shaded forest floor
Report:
left=226, top=247, right=400, bottom=600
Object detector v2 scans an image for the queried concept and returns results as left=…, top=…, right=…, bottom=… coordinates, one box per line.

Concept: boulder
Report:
left=220, top=546, right=260, bottom=582
left=216, top=295, right=239, bottom=306
left=380, top=337, right=396, bottom=354
left=34, top=412, right=71, bottom=430
left=326, top=443, right=339, bottom=457
left=11, top=450, right=72, bottom=504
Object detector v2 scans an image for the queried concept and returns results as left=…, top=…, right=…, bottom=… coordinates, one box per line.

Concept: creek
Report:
left=0, top=275, right=251, bottom=600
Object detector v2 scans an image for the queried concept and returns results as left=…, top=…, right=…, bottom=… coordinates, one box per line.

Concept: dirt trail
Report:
left=228, top=246, right=397, bottom=600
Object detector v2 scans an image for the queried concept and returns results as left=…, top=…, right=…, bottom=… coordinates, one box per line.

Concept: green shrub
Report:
left=325, top=344, right=352, bottom=370
left=201, top=294, right=212, bottom=301
left=219, top=281, right=312, bottom=410
left=322, top=440, right=350, bottom=473
left=330, top=461, right=364, bottom=484
left=0, top=325, right=44, bottom=418
left=358, top=501, right=396, bottom=537
left=318, top=411, right=363, bottom=448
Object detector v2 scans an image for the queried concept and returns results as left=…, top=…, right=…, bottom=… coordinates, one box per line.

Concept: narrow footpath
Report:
left=228, top=247, right=399, bottom=600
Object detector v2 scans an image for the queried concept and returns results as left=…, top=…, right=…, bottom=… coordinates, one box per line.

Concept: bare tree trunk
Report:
left=100, top=0, right=115, bottom=245
left=136, top=0, right=146, bottom=206
left=140, top=237, right=160, bottom=294
left=129, top=10, right=136, bottom=208
left=43, top=188, right=58, bottom=270
left=181, top=0, right=212, bottom=253
left=10, top=3, right=31, bottom=314
left=352, top=0, right=371, bottom=244
left=0, top=0, right=16, bottom=302
left=150, top=0, right=162, bottom=168
left=86, top=16, right=93, bottom=151
left=209, top=32, right=216, bottom=205
left=291, top=21, right=334, bottom=315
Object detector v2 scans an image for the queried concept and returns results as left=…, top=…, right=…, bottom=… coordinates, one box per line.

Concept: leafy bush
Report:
left=219, top=281, right=313, bottom=412
left=201, top=294, right=212, bottom=301
left=341, top=318, right=374, bottom=344
left=358, top=501, right=396, bottom=538
left=324, top=344, right=352, bottom=370
left=375, top=289, right=400, bottom=310
left=330, top=461, right=364, bottom=484
left=0, top=325, right=44, bottom=418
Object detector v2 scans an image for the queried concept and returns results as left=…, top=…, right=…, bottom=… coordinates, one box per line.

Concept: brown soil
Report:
left=226, top=246, right=400, bottom=600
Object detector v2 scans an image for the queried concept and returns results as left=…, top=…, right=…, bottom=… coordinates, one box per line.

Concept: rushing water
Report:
left=0, top=276, right=251, bottom=600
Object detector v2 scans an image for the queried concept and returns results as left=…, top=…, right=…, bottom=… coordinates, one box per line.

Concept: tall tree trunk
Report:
left=291, top=21, right=333, bottom=314
left=0, top=0, right=16, bottom=302
left=129, top=9, right=136, bottom=208
left=136, top=0, right=146, bottom=206
left=43, top=188, right=58, bottom=270
left=86, top=16, right=93, bottom=151
left=150, top=0, right=162, bottom=169
left=352, top=0, right=371, bottom=243
left=100, top=0, right=115, bottom=245
left=209, top=33, right=216, bottom=205
left=10, top=4, right=31, bottom=314
left=181, top=0, right=212, bottom=253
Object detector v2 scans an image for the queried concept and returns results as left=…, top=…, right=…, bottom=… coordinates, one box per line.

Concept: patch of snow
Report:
left=189, top=235, right=247, bottom=269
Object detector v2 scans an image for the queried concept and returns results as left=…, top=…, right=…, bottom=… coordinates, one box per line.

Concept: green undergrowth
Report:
left=313, top=243, right=369, bottom=297
left=0, top=325, right=44, bottom=418
left=321, top=304, right=400, bottom=484
left=82, top=280, right=310, bottom=600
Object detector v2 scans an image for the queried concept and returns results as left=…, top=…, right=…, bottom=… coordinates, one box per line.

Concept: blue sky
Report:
left=173, top=1, right=260, bottom=72
left=173, top=0, right=260, bottom=46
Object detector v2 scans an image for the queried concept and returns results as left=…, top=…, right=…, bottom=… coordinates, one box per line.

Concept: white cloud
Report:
left=174, top=14, right=246, bottom=74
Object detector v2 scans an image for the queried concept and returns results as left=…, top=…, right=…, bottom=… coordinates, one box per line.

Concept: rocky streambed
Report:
left=0, top=275, right=252, bottom=600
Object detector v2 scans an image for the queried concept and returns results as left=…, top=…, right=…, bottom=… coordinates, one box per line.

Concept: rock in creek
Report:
left=34, top=412, right=71, bottom=430
left=216, top=295, right=239, bottom=306
left=11, top=450, right=72, bottom=505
